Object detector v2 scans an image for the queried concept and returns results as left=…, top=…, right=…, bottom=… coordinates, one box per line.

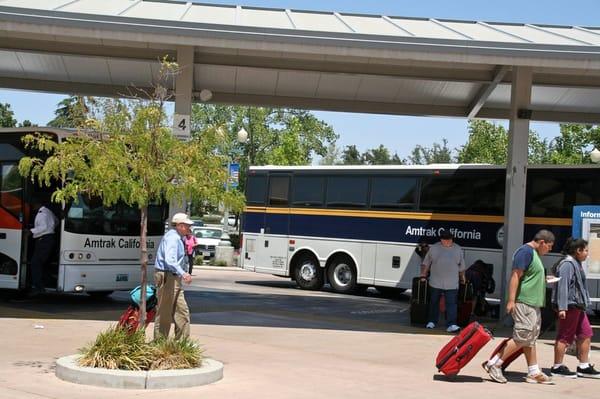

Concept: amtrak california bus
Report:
left=0, top=128, right=168, bottom=295
left=240, top=165, right=599, bottom=313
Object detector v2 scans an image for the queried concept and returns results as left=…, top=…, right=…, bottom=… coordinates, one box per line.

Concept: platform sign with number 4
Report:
left=173, top=114, right=191, bottom=140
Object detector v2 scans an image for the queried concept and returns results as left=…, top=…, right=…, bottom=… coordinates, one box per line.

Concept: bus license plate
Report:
left=116, top=274, right=129, bottom=282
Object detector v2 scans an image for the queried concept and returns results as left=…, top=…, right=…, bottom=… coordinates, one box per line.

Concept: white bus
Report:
left=0, top=128, right=168, bottom=296
left=240, top=165, right=599, bottom=313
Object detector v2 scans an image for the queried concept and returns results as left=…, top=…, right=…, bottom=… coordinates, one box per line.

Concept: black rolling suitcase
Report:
left=410, top=277, right=429, bottom=325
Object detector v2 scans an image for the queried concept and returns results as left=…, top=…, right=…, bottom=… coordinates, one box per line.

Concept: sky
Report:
left=2, top=0, right=600, bottom=159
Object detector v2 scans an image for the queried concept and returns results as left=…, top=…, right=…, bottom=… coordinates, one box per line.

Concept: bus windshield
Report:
left=65, top=195, right=165, bottom=236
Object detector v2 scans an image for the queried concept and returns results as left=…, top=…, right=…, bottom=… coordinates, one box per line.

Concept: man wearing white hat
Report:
left=153, top=212, right=194, bottom=340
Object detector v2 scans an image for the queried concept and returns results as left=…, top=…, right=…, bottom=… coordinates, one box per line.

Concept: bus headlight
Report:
left=74, top=285, right=85, bottom=292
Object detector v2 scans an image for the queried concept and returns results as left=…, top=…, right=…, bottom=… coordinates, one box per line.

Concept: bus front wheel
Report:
left=293, top=254, right=324, bottom=291
left=327, top=256, right=358, bottom=294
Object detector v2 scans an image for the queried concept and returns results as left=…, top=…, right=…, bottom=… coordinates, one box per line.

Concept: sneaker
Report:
left=551, top=365, right=577, bottom=378
left=525, top=372, right=554, bottom=385
left=425, top=322, right=435, bottom=329
left=481, top=360, right=490, bottom=373
left=446, top=324, right=460, bottom=333
left=577, top=364, right=600, bottom=379
left=488, top=365, right=507, bottom=384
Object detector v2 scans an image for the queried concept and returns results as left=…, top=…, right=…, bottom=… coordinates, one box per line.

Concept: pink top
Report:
left=184, top=234, right=198, bottom=255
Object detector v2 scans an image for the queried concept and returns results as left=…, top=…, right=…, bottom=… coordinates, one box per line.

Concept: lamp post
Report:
left=222, top=127, right=249, bottom=233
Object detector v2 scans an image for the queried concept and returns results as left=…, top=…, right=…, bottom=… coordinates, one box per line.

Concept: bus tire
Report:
left=293, top=253, right=324, bottom=291
left=327, top=255, right=358, bottom=294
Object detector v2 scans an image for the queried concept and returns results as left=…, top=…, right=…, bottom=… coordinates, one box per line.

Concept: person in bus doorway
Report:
left=184, top=232, right=198, bottom=276
left=421, top=228, right=466, bottom=333
left=153, top=213, right=193, bottom=340
left=483, top=229, right=555, bottom=385
left=29, top=199, right=59, bottom=297
left=550, top=238, right=600, bottom=379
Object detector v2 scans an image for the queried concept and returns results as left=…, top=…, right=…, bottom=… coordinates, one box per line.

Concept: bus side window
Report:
left=292, top=175, right=324, bottom=207
left=268, top=176, right=290, bottom=206
left=246, top=174, right=267, bottom=205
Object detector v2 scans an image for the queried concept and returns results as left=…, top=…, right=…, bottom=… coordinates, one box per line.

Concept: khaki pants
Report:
left=153, top=271, right=190, bottom=340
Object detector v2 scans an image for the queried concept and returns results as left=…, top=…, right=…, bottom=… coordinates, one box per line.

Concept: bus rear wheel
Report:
left=293, top=254, right=324, bottom=291
left=327, top=256, right=358, bottom=294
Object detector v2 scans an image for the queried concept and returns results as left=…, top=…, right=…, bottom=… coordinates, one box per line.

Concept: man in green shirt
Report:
left=484, top=229, right=555, bottom=385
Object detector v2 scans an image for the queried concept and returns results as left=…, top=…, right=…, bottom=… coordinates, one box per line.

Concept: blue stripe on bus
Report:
left=243, top=211, right=571, bottom=252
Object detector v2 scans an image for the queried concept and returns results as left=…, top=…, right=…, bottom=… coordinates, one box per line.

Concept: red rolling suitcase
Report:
left=436, top=322, right=493, bottom=376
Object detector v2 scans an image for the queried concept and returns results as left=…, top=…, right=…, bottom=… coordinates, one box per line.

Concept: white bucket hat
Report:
left=171, top=212, right=194, bottom=225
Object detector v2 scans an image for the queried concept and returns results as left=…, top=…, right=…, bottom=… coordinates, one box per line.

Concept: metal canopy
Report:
left=1, top=0, right=600, bottom=122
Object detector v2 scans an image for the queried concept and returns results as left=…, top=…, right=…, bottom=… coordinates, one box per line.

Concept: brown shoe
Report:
left=525, top=372, right=554, bottom=385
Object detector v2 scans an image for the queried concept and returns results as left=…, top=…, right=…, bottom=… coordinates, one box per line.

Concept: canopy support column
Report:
left=500, top=66, right=532, bottom=319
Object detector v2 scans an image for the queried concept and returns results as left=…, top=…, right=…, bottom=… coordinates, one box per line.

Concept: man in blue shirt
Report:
left=154, top=212, right=194, bottom=340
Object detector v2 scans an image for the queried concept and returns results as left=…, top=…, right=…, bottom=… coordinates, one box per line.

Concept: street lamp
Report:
left=591, top=148, right=600, bottom=164
left=222, top=128, right=249, bottom=234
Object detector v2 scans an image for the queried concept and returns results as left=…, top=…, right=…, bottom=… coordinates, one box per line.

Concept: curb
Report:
left=196, top=266, right=244, bottom=272
left=55, top=355, right=224, bottom=389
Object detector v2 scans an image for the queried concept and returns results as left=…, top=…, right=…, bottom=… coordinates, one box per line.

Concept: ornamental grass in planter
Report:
left=78, top=326, right=203, bottom=371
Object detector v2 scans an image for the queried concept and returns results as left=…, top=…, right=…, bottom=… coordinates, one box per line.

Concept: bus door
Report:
left=255, top=174, right=291, bottom=275
left=0, top=162, right=24, bottom=289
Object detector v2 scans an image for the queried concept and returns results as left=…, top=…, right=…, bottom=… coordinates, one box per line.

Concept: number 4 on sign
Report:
left=173, top=114, right=191, bottom=140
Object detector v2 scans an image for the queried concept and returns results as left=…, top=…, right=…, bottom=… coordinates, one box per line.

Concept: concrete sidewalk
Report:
left=1, top=317, right=599, bottom=399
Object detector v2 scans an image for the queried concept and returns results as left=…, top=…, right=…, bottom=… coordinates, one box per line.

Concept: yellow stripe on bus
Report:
left=244, top=206, right=572, bottom=226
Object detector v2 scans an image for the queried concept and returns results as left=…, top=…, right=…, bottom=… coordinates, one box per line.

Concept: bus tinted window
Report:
left=292, top=176, right=324, bottom=206
left=470, top=177, right=505, bottom=215
left=574, top=176, right=600, bottom=206
left=370, top=177, right=417, bottom=209
left=420, top=177, right=471, bottom=213
left=269, top=176, right=289, bottom=206
left=246, top=174, right=267, bottom=205
left=1, top=163, right=22, bottom=219
left=527, top=176, right=570, bottom=218
left=65, top=195, right=165, bottom=236
left=326, top=176, right=368, bottom=208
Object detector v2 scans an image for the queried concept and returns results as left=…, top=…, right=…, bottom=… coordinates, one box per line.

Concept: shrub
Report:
left=78, top=327, right=152, bottom=370
left=78, top=326, right=204, bottom=370
left=193, top=255, right=204, bottom=265
left=150, top=337, right=203, bottom=370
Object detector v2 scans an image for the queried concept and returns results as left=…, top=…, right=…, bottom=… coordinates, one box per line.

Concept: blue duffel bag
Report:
left=129, top=284, right=157, bottom=312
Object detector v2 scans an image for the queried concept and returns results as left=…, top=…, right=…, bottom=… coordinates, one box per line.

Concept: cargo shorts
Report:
left=512, top=302, right=541, bottom=347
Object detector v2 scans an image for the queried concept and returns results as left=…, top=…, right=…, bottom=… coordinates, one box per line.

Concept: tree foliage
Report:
left=47, top=96, right=90, bottom=128
left=19, top=60, right=243, bottom=325
left=341, top=145, right=362, bottom=165
left=457, top=120, right=545, bottom=164
left=407, top=139, right=454, bottom=165
left=0, top=102, right=17, bottom=127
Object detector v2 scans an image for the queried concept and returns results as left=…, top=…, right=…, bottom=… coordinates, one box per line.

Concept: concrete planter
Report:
left=55, top=355, right=223, bottom=389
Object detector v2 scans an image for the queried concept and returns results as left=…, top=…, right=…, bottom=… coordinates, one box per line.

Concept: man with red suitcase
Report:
left=483, top=230, right=556, bottom=384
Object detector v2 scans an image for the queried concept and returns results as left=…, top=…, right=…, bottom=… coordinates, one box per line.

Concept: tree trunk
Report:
left=139, top=206, right=149, bottom=328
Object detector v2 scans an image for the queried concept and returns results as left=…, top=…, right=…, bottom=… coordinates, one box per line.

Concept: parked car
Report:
left=220, top=215, right=237, bottom=227
left=194, top=226, right=226, bottom=261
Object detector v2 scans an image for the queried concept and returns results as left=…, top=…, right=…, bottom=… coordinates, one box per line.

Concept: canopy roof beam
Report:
left=467, top=65, right=510, bottom=118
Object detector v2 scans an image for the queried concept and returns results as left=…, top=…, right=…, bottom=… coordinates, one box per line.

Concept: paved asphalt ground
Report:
left=1, top=267, right=599, bottom=399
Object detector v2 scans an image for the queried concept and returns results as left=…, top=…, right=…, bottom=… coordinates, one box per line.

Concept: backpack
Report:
left=129, top=284, right=157, bottom=312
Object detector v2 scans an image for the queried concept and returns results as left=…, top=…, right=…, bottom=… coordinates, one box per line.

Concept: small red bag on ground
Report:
left=117, top=305, right=156, bottom=333
left=436, top=322, right=493, bottom=376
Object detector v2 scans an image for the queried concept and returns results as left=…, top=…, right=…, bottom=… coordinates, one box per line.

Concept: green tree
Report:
left=457, top=120, right=508, bottom=164
left=341, top=145, right=363, bottom=165
left=0, top=102, right=17, bottom=127
left=48, top=95, right=90, bottom=128
left=319, top=143, right=341, bottom=165
left=363, top=144, right=391, bottom=165
left=545, top=124, right=598, bottom=164
left=19, top=60, right=243, bottom=325
left=408, top=139, right=454, bottom=164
